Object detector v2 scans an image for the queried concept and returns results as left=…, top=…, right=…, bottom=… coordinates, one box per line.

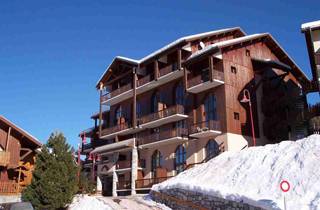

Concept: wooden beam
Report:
left=104, top=70, right=132, bottom=86
left=209, top=56, right=214, bottom=82
left=99, top=84, right=103, bottom=138
left=183, top=66, right=188, bottom=91
left=177, top=49, right=182, bottom=70
left=20, top=148, right=32, bottom=160
left=133, top=67, right=137, bottom=128
left=6, top=127, right=11, bottom=151
left=154, top=60, right=159, bottom=80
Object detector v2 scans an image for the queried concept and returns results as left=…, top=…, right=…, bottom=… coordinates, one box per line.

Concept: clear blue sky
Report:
left=0, top=0, right=319, bottom=148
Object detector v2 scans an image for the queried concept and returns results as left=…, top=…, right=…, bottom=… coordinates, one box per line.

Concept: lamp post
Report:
left=240, top=89, right=256, bottom=146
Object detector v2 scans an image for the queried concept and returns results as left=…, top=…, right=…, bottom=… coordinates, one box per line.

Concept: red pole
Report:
left=249, top=101, right=256, bottom=146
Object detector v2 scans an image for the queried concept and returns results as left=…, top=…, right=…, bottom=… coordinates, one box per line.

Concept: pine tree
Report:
left=22, top=132, right=78, bottom=210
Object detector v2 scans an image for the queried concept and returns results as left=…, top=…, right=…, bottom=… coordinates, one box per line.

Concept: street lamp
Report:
left=240, top=89, right=256, bottom=146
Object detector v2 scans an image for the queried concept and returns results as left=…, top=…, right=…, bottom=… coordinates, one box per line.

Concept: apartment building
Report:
left=0, top=115, right=41, bottom=195
left=80, top=27, right=309, bottom=196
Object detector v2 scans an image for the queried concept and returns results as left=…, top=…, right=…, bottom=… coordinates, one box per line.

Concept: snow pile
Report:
left=152, top=135, right=320, bottom=210
left=68, top=195, right=112, bottom=210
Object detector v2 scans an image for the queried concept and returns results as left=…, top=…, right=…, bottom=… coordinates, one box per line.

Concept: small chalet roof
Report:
left=79, top=127, right=95, bottom=137
left=184, top=33, right=309, bottom=81
left=0, top=115, right=42, bottom=147
left=301, top=20, right=320, bottom=31
left=96, top=27, right=245, bottom=87
left=96, top=56, right=139, bottom=88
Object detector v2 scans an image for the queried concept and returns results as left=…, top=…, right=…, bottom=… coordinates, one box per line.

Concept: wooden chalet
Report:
left=0, top=116, right=41, bottom=195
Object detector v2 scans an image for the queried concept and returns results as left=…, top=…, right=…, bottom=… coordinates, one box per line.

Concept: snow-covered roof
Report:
left=186, top=33, right=266, bottom=62
left=0, top=115, right=41, bottom=147
left=96, top=27, right=245, bottom=87
left=139, top=27, right=245, bottom=63
left=185, top=33, right=309, bottom=80
left=96, top=56, right=139, bottom=88
left=301, top=20, right=320, bottom=31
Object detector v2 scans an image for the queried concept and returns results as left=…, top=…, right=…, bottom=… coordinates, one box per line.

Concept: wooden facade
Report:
left=0, top=116, right=41, bottom=195
left=80, top=27, right=309, bottom=196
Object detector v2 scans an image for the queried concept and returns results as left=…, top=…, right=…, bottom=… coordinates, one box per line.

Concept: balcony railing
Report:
left=101, top=83, right=133, bottom=102
left=100, top=122, right=132, bottom=136
left=189, top=120, right=221, bottom=134
left=137, top=75, right=151, bottom=87
left=0, top=151, right=10, bottom=166
left=116, top=159, right=146, bottom=169
left=138, top=104, right=185, bottom=125
left=137, top=127, right=187, bottom=146
left=159, top=63, right=177, bottom=77
left=117, top=180, right=131, bottom=190
left=0, top=181, right=22, bottom=195
left=135, top=176, right=173, bottom=189
left=116, top=160, right=131, bottom=169
left=81, top=143, right=92, bottom=151
left=187, top=69, right=224, bottom=88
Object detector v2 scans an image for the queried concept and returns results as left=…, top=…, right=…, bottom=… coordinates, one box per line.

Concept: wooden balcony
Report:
left=137, top=127, right=188, bottom=149
left=116, top=159, right=146, bottom=170
left=0, top=151, right=10, bottom=166
left=0, top=181, right=22, bottom=195
left=135, top=176, right=173, bottom=189
left=100, top=122, right=141, bottom=139
left=136, top=64, right=183, bottom=95
left=187, top=69, right=224, bottom=93
left=138, top=105, right=188, bottom=129
left=101, top=83, right=133, bottom=106
left=189, top=120, right=222, bottom=138
left=81, top=142, right=93, bottom=153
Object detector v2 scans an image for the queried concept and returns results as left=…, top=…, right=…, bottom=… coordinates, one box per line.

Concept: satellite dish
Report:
left=199, top=41, right=205, bottom=49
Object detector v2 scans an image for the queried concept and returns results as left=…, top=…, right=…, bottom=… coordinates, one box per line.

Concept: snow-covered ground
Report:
left=152, top=135, right=320, bottom=210
left=68, top=195, right=112, bottom=210
left=68, top=194, right=171, bottom=210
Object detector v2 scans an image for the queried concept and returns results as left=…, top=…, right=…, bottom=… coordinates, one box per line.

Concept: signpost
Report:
left=280, top=180, right=290, bottom=210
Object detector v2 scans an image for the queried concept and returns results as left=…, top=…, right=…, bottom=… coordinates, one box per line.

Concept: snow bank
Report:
left=152, top=135, right=320, bottom=210
left=68, top=195, right=112, bottom=210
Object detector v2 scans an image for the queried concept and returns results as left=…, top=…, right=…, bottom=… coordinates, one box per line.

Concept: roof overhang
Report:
left=91, top=138, right=135, bottom=154
left=96, top=27, right=246, bottom=88
left=183, top=33, right=309, bottom=84
left=301, top=20, right=320, bottom=32
left=0, top=115, right=42, bottom=148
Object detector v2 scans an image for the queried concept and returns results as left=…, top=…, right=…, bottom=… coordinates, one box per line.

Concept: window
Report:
left=175, top=82, right=184, bottom=105
left=204, top=94, right=217, bottom=122
left=234, top=112, right=240, bottom=120
left=175, top=145, right=186, bottom=174
left=151, top=150, right=163, bottom=177
left=246, top=49, right=250, bottom=57
left=205, top=139, right=220, bottom=160
left=231, top=66, right=237, bottom=74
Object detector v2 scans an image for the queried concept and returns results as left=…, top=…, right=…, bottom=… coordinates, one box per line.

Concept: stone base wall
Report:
left=150, top=188, right=265, bottom=210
